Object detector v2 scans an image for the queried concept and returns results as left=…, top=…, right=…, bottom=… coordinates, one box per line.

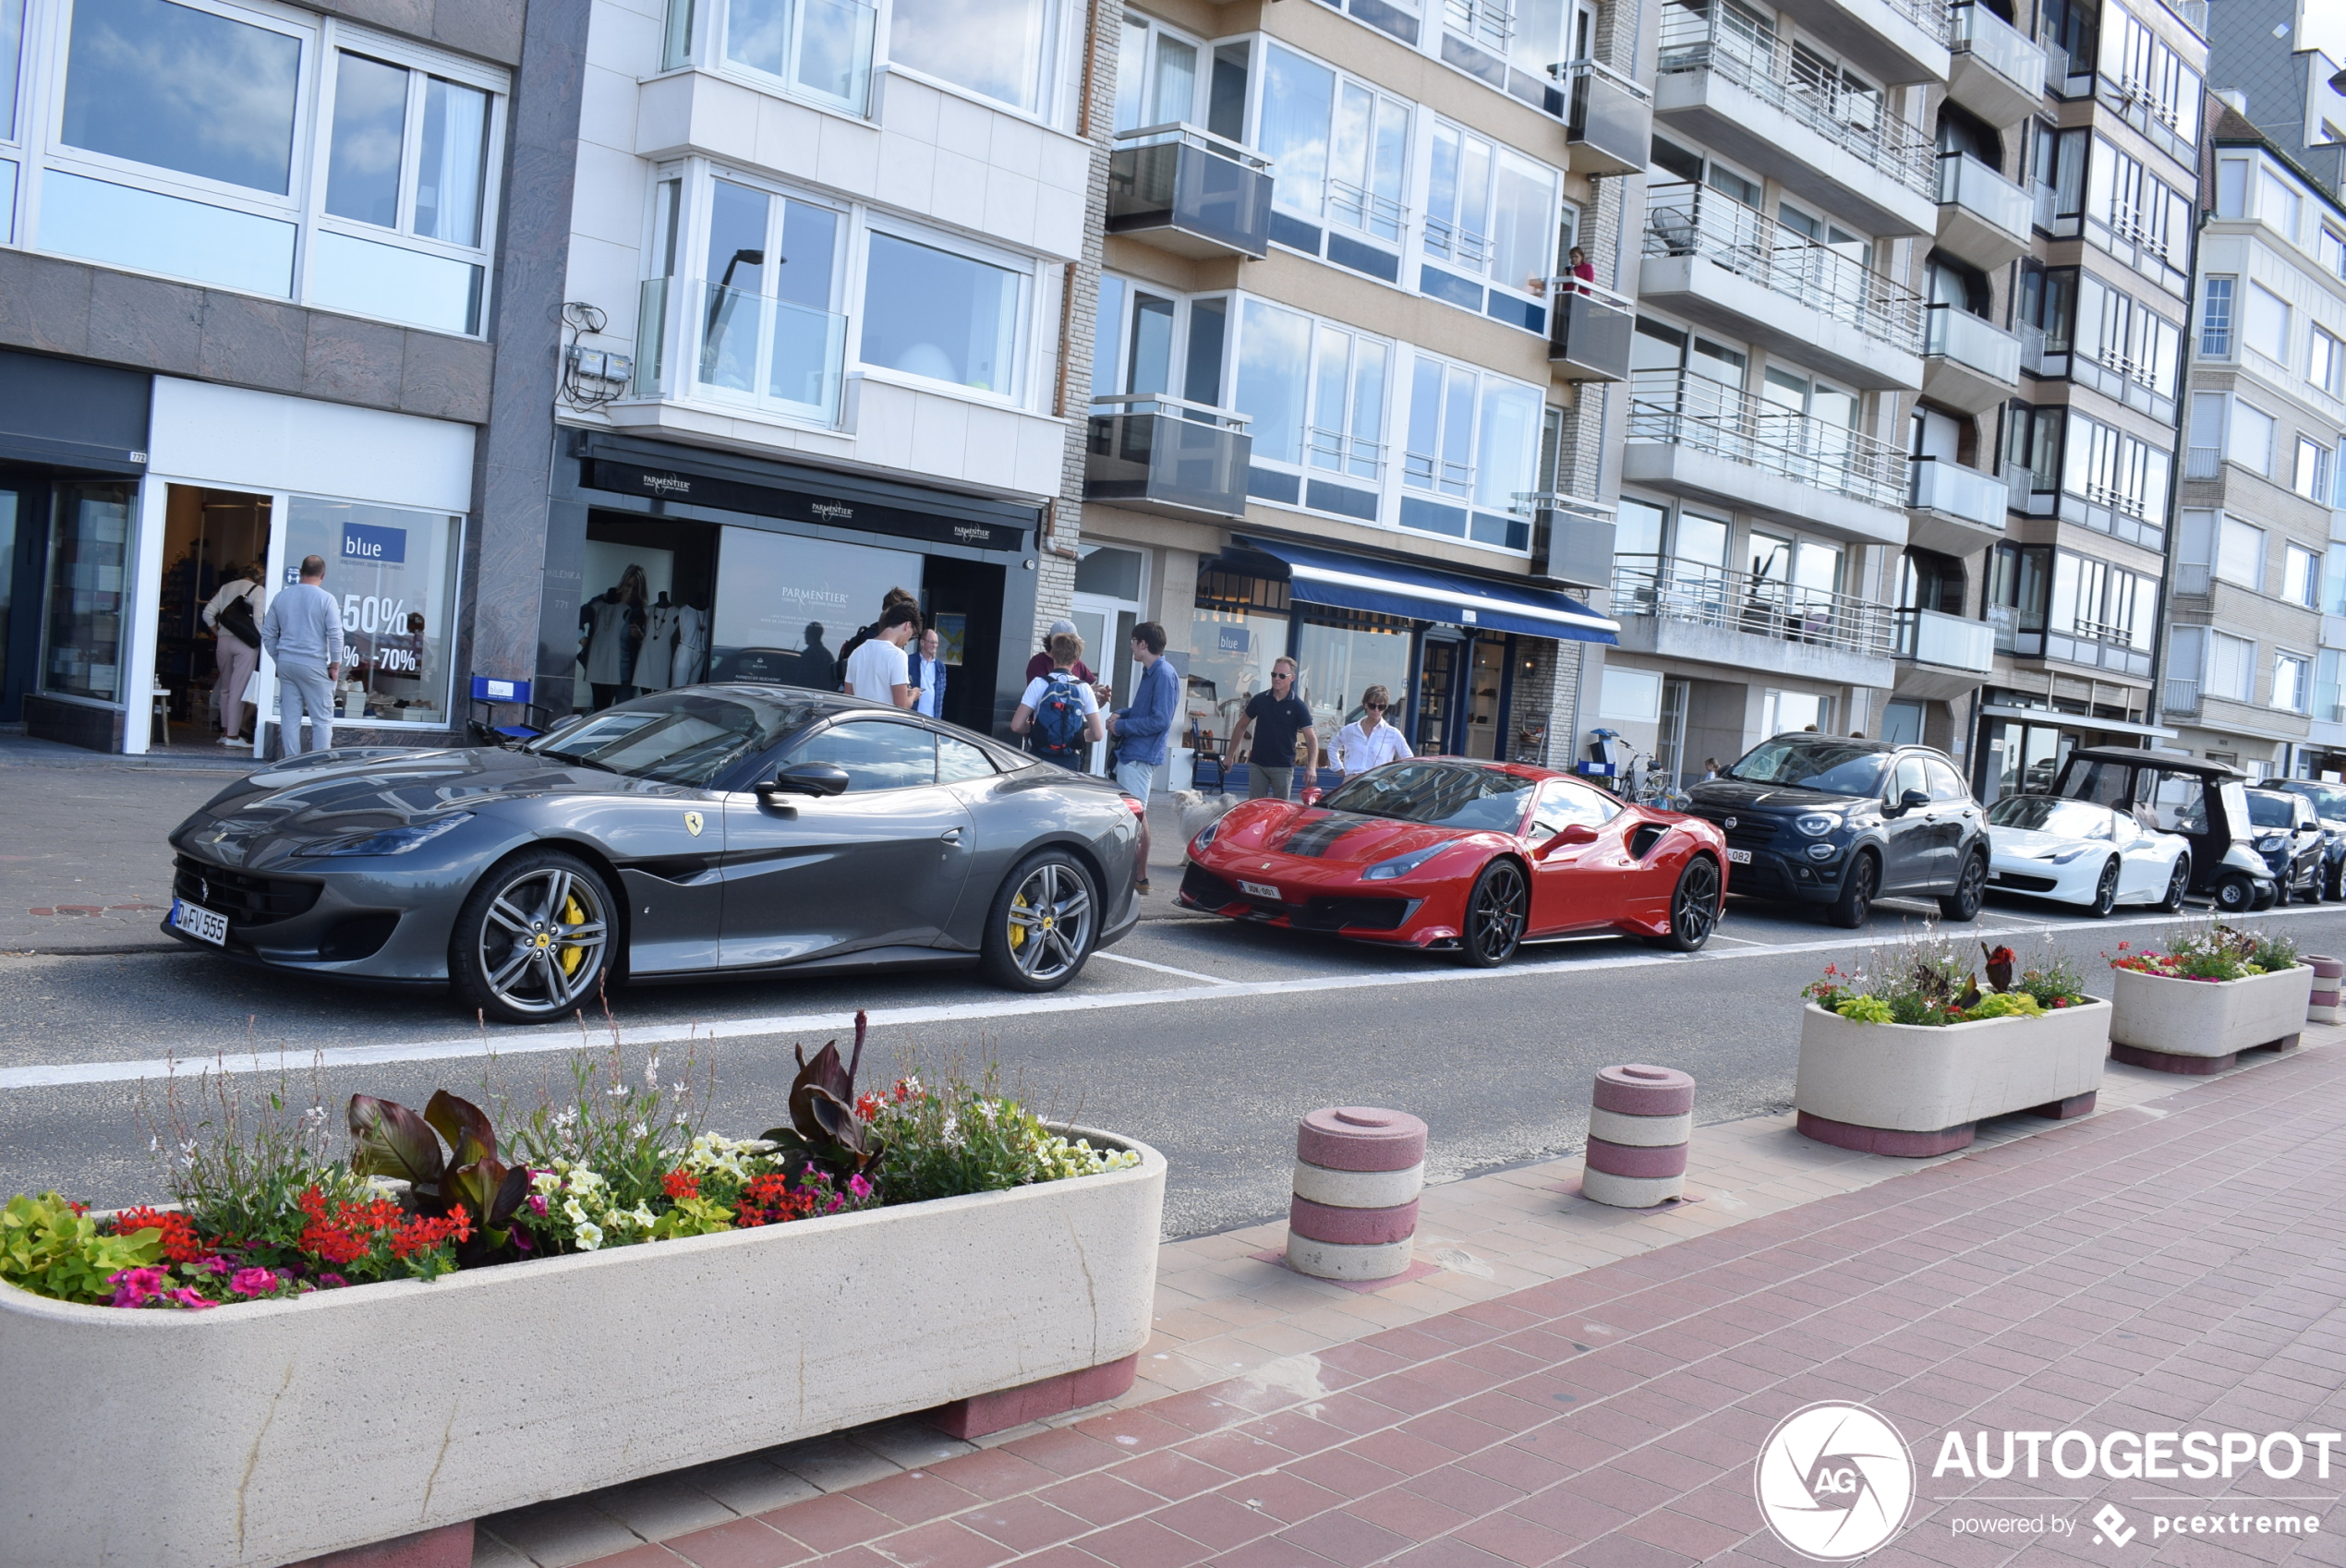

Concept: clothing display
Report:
left=636, top=602, right=682, bottom=691
left=580, top=590, right=644, bottom=687
left=671, top=605, right=707, bottom=685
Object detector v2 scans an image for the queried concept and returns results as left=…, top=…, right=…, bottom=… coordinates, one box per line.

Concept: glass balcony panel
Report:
left=1561, top=60, right=1651, bottom=175
left=1085, top=396, right=1252, bottom=519
left=1643, top=180, right=1926, bottom=353
left=1938, top=152, right=2032, bottom=238
left=634, top=277, right=669, bottom=398
left=695, top=283, right=846, bottom=419
left=1626, top=369, right=1905, bottom=509
left=1106, top=128, right=1274, bottom=259
left=1547, top=282, right=1634, bottom=380
left=1611, top=552, right=1894, bottom=657
left=1923, top=303, right=2022, bottom=382
left=1517, top=492, right=1614, bottom=585
left=1906, top=456, right=2007, bottom=531
left=1893, top=607, right=1996, bottom=671
left=1948, top=1, right=2046, bottom=103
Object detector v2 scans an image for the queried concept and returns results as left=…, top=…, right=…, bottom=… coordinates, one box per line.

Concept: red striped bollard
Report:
left=1286, top=1106, right=1427, bottom=1282
left=1582, top=1065, right=1693, bottom=1208
left=2310, top=956, right=2344, bottom=1025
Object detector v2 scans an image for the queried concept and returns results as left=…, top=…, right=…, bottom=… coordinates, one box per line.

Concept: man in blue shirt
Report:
left=260, top=553, right=345, bottom=756
left=1108, top=621, right=1178, bottom=894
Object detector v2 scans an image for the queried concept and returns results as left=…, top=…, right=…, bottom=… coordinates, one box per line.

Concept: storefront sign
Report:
left=341, top=521, right=408, bottom=564
left=587, top=459, right=1030, bottom=554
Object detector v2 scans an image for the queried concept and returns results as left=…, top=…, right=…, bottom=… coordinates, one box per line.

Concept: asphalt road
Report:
left=6, top=871, right=2341, bottom=1237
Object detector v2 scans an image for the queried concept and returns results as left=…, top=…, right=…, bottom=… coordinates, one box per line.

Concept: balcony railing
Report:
left=1083, top=395, right=1252, bottom=519
left=2184, top=445, right=2221, bottom=479
left=2163, top=675, right=2201, bottom=714
left=1106, top=126, right=1275, bottom=259
left=1626, top=368, right=1907, bottom=511
left=1657, top=3, right=1938, bottom=199
left=1948, top=1, right=2048, bottom=102
left=1518, top=491, right=1616, bottom=585
left=1937, top=151, right=2032, bottom=244
left=1923, top=302, right=2023, bottom=382
left=2173, top=561, right=2212, bottom=597
left=1557, top=58, right=1652, bottom=174
left=1612, top=553, right=1896, bottom=658
left=1907, top=455, right=2007, bottom=531
left=1547, top=277, right=1635, bottom=380
left=632, top=276, right=847, bottom=424
left=1643, top=181, right=1926, bottom=353
left=1894, top=607, right=1997, bottom=671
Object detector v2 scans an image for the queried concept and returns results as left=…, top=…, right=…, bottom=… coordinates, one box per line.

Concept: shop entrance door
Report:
left=156, top=486, right=272, bottom=751
left=1413, top=632, right=1514, bottom=757
left=0, top=483, right=24, bottom=724
left=1415, top=633, right=1461, bottom=754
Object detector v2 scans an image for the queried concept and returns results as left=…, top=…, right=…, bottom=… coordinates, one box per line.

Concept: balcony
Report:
left=1106, top=127, right=1274, bottom=260
left=631, top=276, right=847, bottom=426
left=1518, top=491, right=1615, bottom=588
left=1766, top=0, right=1952, bottom=90
left=1083, top=395, right=1252, bottom=521
left=2184, top=445, right=2221, bottom=480
left=1624, top=369, right=1910, bottom=546
left=1640, top=181, right=1924, bottom=391
left=1893, top=606, right=1997, bottom=697
left=1946, top=2, right=2046, bottom=125
left=1558, top=59, right=1652, bottom=175
left=1905, top=455, right=2008, bottom=553
left=1547, top=279, right=1635, bottom=381
left=1921, top=302, right=2023, bottom=413
left=1609, top=554, right=1898, bottom=686
left=2162, top=676, right=2200, bottom=715
left=1935, top=151, right=2032, bottom=271
left=1655, top=4, right=1940, bottom=237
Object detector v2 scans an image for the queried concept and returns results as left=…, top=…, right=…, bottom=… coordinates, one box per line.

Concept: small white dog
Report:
left=1171, top=789, right=1239, bottom=865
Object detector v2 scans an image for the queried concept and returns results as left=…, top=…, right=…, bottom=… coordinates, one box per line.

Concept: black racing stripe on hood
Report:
left=1278, top=814, right=1373, bottom=859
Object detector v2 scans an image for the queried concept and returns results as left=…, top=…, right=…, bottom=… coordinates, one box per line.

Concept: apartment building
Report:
left=1077, top=0, right=1640, bottom=776
left=2161, top=107, right=2346, bottom=778
left=0, top=0, right=569, bottom=755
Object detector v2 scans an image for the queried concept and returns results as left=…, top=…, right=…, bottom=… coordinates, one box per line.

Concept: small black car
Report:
left=1684, top=735, right=1989, bottom=927
left=2272, top=778, right=2346, bottom=900
left=2245, top=788, right=2327, bottom=903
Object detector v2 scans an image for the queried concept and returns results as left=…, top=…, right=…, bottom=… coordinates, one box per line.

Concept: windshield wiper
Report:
left=536, top=749, right=626, bottom=775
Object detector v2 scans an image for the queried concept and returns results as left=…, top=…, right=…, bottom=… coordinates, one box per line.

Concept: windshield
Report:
left=2283, top=782, right=2346, bottom=821
left=2246, top=792, right=2297, bottom=829
left=1724, top=739, right=1889, bottom=796
left=1988, top=796, right=2112, bottom=837
left=1323, top=762, right=1535, bottom=833
left=525, top=691, right=816, bottom=785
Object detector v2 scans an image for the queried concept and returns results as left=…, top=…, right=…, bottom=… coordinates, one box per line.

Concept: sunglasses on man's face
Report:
left=1272, top=671, right=1293, bottom=681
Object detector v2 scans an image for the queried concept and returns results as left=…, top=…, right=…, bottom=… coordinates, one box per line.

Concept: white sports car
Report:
left=1984, top=795, right=2191, bottom=917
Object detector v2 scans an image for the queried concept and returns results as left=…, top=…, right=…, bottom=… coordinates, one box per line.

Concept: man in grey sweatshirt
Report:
left=261, top=554, right=346, bottom=756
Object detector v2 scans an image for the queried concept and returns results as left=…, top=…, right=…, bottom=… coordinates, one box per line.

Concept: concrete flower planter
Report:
left=2109, top=965, right=2313, bottom=1072
left=0, top=1129, right=1165, bottom=1568
left=1795, top=1000, right=2111, bottom=1156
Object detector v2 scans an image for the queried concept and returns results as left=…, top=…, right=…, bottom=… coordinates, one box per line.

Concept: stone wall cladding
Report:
left=302, top=0, right=527, bottom=63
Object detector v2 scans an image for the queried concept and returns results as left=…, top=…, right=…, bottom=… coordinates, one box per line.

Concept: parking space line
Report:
left=1090, top=950, right=1235, bottom=985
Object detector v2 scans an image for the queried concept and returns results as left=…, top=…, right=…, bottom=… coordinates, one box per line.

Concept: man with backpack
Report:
left=1011, top=630, right=1104, bottom=768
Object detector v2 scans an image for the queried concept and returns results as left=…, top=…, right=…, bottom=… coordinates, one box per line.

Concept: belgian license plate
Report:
left=170, top=898, right=228, bottom=946
left=1724, top=848, right=1752, bottom=865
left=1238, top=880, right=1282, bottom=900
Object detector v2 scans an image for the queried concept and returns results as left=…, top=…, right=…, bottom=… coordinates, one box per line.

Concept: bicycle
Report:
left=1586, top=729, right=1690, bottom=811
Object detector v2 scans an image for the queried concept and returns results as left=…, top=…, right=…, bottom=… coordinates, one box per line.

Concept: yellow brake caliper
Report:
left=1010, top=888, right=1031, bottom=951
left=557, top=893, right=587, bottom=976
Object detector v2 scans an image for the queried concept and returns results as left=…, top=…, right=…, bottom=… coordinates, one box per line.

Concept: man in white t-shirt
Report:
left=1011, top=631, right=1106, bottom=767
left=842, top=603, right=920, bottom=707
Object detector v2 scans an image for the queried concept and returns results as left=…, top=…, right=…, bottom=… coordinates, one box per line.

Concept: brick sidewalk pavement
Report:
left=511, top=1034, right=2346, bottom=1568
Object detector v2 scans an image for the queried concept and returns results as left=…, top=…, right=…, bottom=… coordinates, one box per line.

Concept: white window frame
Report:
left=2243, top=281, right=2292, bottom=368
left=851, top=213, right=1036, bottom=405
left=1420, top=115, right=1561, bottom=310
left=666, top=0, right=881, bottom=119
left=2295, top=440, right=2334, bottom=506
left=877, top=0, right=1067, bottom=126
left=1228, top=292, right=1397, bottom=518
left=1399, top=347, right=1546, bottom=551
left=2284, top=541, right=2322, bottom=607
left=2207, top=629, right=2256, bottom=703
left=2216, top=514, right=2267, bottom=592
left=2273, top=650, right=2312, bottom=715
left=2227, top=398, right=2276, bottom=476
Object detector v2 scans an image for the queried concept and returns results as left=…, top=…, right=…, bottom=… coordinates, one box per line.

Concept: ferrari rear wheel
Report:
left=451, top=849, right=615, bottom=1024
left=2086, top=857, right=2120, bottom=919
left=1458, top=860, right=1527, bottom=968
left=1650, top=854, right=1721, bottom=952
left=982, top=850, right=1096, bottom=992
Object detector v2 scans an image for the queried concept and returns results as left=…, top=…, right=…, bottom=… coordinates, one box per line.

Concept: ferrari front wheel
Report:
left=451, top=849, right=616, bottom=1024
left=1457, top=859, right=1527, bottom=968
left=1650, top=854, right=1722, bottom=952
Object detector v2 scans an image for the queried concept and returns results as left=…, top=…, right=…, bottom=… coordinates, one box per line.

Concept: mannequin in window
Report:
left=672, top=597, right=708, bottom=686
left=581, top=564, right=648, bottom=709
left=637, top=592, right=681, bottom=693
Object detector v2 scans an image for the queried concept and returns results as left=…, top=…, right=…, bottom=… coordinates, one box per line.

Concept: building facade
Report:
left=0, top=0, right=579, bottom=756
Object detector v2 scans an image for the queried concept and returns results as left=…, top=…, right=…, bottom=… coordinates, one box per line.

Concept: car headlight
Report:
left=297, top=813, right=475, bottom=857
left=2048, top=846, right=2098, bottom=864
left=2255, top=834, right=2285, bottom=852
left=1192, top=816, right=1221, bottom=851
left=1362, top=844, right=1447, bottom=881
left=1793, top=814, right=1839, bottom=838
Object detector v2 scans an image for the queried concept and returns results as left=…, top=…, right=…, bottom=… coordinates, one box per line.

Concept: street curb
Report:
left=0, top=942, right=186, bottom=958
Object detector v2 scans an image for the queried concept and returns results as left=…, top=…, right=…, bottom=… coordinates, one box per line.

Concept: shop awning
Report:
left=1978, top=705, right=2178, bottom=742
left=1228, top=537, right=1619, bottom=644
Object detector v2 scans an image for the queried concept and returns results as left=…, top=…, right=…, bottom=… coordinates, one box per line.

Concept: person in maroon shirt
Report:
left=1025, top=619, right=1098, bottom=689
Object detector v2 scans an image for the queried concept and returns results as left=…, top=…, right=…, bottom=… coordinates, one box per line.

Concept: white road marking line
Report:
left=1704, top=933, right=1764, bottom=947
left=1090, top=950, right=1235, bottom=985
left=0, top=906, right=2316, bottom=1091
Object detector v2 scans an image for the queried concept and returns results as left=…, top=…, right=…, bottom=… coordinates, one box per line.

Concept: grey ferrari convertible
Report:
left=163, top=685, right=1143, bottom=1022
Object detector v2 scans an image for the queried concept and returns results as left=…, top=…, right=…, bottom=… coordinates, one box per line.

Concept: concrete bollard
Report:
left=2310, top=956, right=2344, bottom=1025
left=1286, top=1106, right=1427, bottom=1282
left=1582, top=1064, right=1694, bottom=1208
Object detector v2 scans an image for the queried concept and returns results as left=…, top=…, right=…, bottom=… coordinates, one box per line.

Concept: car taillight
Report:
left=1125, top=796, right=1147, bottom=815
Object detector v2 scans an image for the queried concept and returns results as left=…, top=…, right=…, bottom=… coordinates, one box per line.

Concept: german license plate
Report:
left=1724, top=848, right=1752, bottom=865
left=170, top=898, right=228, bottom=946
left=1238, top=880, right=1282, bottom=900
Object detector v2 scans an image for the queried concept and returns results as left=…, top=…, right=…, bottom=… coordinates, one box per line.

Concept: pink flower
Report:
left=229, top=1267, right=280, bottom=1298
left=526, top=1194, right=549, bottom=1217
left=192, top=1255, right=230, bottom=1276
left=847, top=1175, right=873, bottom=1200
left=108, top=1266, right=171, bottom=1309
left=316, top=1273, right=349, bottom=1290
left=164, top=1287, right=213, bottom=1310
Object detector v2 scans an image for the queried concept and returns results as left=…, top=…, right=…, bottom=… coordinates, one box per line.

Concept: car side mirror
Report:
left=759, top=761, right=851, bottom=799
left=1300, top=786, right=1324, bottom=807
left=1542, top=823, right=1600, bottom=854
left=1891, top=788, right=1929, bottom=815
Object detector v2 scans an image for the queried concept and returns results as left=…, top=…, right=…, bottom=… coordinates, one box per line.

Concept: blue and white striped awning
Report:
left=1228, top=537, right=1619, bottom=644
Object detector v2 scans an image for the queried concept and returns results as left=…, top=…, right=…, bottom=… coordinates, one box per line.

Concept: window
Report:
left=62, top=0, right=299, bottom=196
left=2072, top=272, right=2182, bottom=405
left=1232, top=299, right=1390, bottom=493
left=2207, top=631, right=2255, bottom=702
left=2320, top=649, right=2344, bottom=722
left=281, top=497, right=465, bottom=727
left=2244, top=283, right=2291, bottom=363
left=708, top=0, right=878, bottom=113
left=1400, top=355, right=1543, bottom=549
left=2328, top=546, right=2346, bottom=615
left=1531, top=779, right=1616, bottom=835
left=2296, top=441, right=2335, bottom=505
left=2216, top=515, right=2266, bottom=591
left=2324, top=227, right=2346, bottom=282
left=40, top=482, right=133, bottom=704
left=1115, top=17, right=1203, bottom=131
left=2312, top=329, right=2342, bottom=398
left=2228, top=400, right=2276, bottom=475
left=2216, top=158, right=2247, bottom=218
left=1422, top=122, right=1557, bottom=303
left=2199, top=276, right=2234, bottom=356
left=1923, top=756, right=1968, bottom=801
left=1598, top=665, right=1662, bottom=721
left=2285, top=542, right=2321, bottom=607
left=1761, top=690, right=1830, bottom=735
left=858, top=231, right=1022, bottom=395
left=2274, top=653, right=2311, bottom=714
left=789, top=719, right=937, bottom=790
left=1256, top=44, right=1407, bottom=272
left=2083, top=136, right=2191, bottom=287
left=1094, top=279, right=1227, bottom=410
left=695, top=177, right=843, bottom=417
left=1297, top=612, right=1411, bottom=738
left=2258, top=167, right=2304, bottom=242
left=887, top=0, right=1053, bottom=114
left=938, top=735, right=998, bottom=783
left=2098, top=5, right=2199, bottom=145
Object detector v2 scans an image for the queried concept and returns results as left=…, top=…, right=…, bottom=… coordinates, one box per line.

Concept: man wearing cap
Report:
left=1026, top=619, right=1097, bottom=687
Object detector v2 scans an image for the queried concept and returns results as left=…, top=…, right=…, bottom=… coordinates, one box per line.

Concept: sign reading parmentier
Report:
left=0, top=1129, right=1165, bottom=1568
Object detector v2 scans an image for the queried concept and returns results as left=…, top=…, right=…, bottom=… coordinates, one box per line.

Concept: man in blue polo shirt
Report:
left=1107, top=621, right=1178, bottom=895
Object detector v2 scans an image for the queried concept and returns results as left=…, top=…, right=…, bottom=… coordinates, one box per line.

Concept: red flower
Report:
left=661, top=1169, right=700, bottom=1200
left=113, top=1205, right=207, bottom=1264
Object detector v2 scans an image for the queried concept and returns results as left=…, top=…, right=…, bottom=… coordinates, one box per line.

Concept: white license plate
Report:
left=1238, top=880, right=1283, bottom=900
left=170, top=898, right=228, bottom=946
left=1724, top=848, right=1752, bottom=865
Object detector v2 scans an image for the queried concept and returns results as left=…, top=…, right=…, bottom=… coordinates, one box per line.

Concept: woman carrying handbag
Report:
left=203, top=563, right=266, bottom=745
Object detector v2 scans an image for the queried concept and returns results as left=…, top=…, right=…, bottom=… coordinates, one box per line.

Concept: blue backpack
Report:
left=1033, top=672, right=1088, bottom=760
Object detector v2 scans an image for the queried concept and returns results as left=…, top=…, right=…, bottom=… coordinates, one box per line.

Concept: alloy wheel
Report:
left=478, top=864, right=610, bottom=1017
left=2089, top=858, right=2119, bottom=918
left=1006, top=861, right=1093, bottom=984
left=2160, top=860, right=2189, bottom=912
left=1669, top=856, right=1721, bottom=948
left=1466, top=861, right=1527, bottom=964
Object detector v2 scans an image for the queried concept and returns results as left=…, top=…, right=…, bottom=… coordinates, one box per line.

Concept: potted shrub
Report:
left=2108, top=926, right=2313, bottom=1073
left=1796, top=943, right=2111, bottom=1156
left=0, top=1018, right=1165, bottom=1568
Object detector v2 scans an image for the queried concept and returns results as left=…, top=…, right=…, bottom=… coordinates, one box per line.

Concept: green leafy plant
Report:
left=866, top=1054, right=1138, bottom=1203
left=347, top=1090, right=530, bottom=1261
left=1805, top=932, right=2088, bottom=1026
left=504, top=1035, right=707, bottom=1217
left=2110, top=923, right=2303, bottom=983
left=0, top=1193, right=163, bottom=1305
left=135, top=1049, right=351, bottom=1264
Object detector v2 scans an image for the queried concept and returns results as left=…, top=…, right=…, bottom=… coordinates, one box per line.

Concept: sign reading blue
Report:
left=342, top=522, right=408, bottom=564
left=1217, top=625, right=1252, bottom=653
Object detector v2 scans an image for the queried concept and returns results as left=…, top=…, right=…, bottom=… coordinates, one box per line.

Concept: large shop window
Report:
left=859, top=231, right=1023, bottom=395
left=27, top=0, right=504, bottom=333
left=281, top=499, right=463, bottom=728
left=888, top=0, right=1052, bottom=114
left=1189, top=569, right=1288, bottom=742
left=1298, top=610, right=1413, bottom=737
left=1401, top=356, right=1542, bottom=550
left=41, top=482, right=134, bottom=705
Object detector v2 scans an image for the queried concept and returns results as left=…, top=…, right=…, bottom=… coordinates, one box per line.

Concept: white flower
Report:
left=629, top=1122, right=647, bottom=1139
left=574, top=1220, right=603, bottom=1250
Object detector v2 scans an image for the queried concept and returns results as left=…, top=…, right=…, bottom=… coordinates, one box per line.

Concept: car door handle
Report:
left=939, top=828, right=962, bottom=843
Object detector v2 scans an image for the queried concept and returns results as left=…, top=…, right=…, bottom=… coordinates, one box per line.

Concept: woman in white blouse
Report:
left=1328, top=683, right=1412, bottom=779
left=201, top=564, right=266, bottom=745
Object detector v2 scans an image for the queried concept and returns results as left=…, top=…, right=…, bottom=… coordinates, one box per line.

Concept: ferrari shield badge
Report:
left=683, top=812, right=705, bottom=837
